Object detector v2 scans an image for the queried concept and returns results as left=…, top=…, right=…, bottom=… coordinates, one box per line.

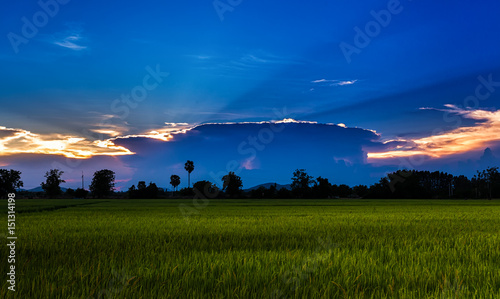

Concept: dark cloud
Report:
left=112, top=122, right=385, bottom=188
left=0, top=129, right=17, bottom=139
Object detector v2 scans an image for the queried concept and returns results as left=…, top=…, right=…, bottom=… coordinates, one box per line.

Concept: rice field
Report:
left=1, top=199, right=499, bottom=298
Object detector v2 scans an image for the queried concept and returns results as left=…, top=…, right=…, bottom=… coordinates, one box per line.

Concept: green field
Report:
left=1, top=199, right=499, bottom=298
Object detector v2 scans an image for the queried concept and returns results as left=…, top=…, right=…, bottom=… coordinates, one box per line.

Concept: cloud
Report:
left=164, top=122, right=190, bottom=127
left=54, top=34, right=87, bottom=50
left=199, top=118, right=319, bottom=125
left=368, top=106, right=500, bottom=161
left=239, top=52, right=303, bottom=65
left=88, top=120, right=130, bottom=138
left=193, top=51, right=302, bottom=72
left=275, top=118, right=317, bottom=124
left=311, top=79, right=333, bottom=83
left=336, top=80, right=358, bottom=86
left=2, top=120, right=326, bottom=160
left=0, top=126, right=132, bottom=159
left=110, top=120, right=383, bottom=188
left=221, top=52, right=304, bottom=71
left=51, top=24, right=88, bottom=51
left=185, top=54, right=212, bottom=60
left=90, top=129, right=123, bottom=137
left=311, top=79, right=357, bottom=86
left=0, top=118, right=380, bottom=162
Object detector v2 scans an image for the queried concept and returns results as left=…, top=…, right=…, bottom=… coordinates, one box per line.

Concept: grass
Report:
left=1, top=199, right=499, bottom=298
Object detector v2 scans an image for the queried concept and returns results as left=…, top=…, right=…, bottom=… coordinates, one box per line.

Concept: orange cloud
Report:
left=0, top=122, right=199, bottom=159
left=368, top=106, right=500, bottom=160
left=0, top=126, right=134, bottom=159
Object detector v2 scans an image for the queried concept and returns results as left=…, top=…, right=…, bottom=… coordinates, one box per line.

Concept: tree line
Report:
left=1, top=161, right=499, bottom=199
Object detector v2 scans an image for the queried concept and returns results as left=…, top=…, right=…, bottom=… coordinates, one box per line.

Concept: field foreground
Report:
left=1, top=199, right=499, bottom=298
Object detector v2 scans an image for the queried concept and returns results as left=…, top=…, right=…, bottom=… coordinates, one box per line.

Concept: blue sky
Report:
left=1, top=0, right=500, bottom=190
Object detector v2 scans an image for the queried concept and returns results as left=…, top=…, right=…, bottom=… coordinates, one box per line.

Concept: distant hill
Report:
left=244, top=183, right=291, bottom=192
left=25, top=186, right=68, bottom=192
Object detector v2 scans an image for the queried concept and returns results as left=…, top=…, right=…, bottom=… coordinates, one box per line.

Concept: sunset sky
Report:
left=2, top=0, right=500, bottom=190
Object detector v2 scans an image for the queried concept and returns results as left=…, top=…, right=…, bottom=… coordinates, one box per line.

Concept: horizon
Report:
left=2, top=0, right=500, bottom=190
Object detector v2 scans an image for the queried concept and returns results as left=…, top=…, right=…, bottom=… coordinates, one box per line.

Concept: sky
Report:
left=1, top=0, right=500, bottom=190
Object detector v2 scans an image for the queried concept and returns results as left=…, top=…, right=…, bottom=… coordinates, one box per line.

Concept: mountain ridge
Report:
left=244, top=182, right=291, bottom=192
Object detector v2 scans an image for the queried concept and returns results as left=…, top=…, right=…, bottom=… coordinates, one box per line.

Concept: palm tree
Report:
left=170, top=175, right=180, bottom=192
left=184, top=160, right=194, bottom=188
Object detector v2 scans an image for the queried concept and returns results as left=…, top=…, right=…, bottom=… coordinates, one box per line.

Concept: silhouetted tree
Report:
left=137, top=181, right=147, bottom=193
left=388, top=170, right=428, bottom=199
left=222, top=172, right=243, bottom=198
left=178, top=187, right=195, bottom=196
left=193, top=180, right=219, bottom=198
left=314, top=177, right=332, bottom=198
left=481, top=166, right=500, bottom=199
left=291, top=169, right=315, bottom=198
left=184, top=160, right=195, bottom=188
left=352, top=185, right=368, bottom=198
left=41, top=169, right=65, bottom=198
left=146, top=182, right=159, bottom=199
left=248, top=184, right=279, bottom=199
left=266, top=183, right=277, bottom=198
left=337, top=184, right=352, bottom=198
left=276, top=187, right=292, bottom=199
left=472, top=172, right=484, bottom=198
left=367, top=177, right=393, bottom=199
left=0, top=169, right=23, bottom=198
left=129, top=181, right=160, bottom=199
left=363, top=170, right=486, bottom=199
left=250, top=186, right=267, bottom=199
left=453, top=175, right=473, bottom=199
left=170, top=175, right=181, bottom=192
left=65, top=188, right=75, bottom=198
left=74, top=188, right=88, bottom=199
left=128, top=185, right=137, bottom=199
left=90, top=169, right=115, bottom=198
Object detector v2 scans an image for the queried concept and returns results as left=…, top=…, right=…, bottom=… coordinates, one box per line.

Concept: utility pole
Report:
left=82, top=171, right=84, bottom=190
